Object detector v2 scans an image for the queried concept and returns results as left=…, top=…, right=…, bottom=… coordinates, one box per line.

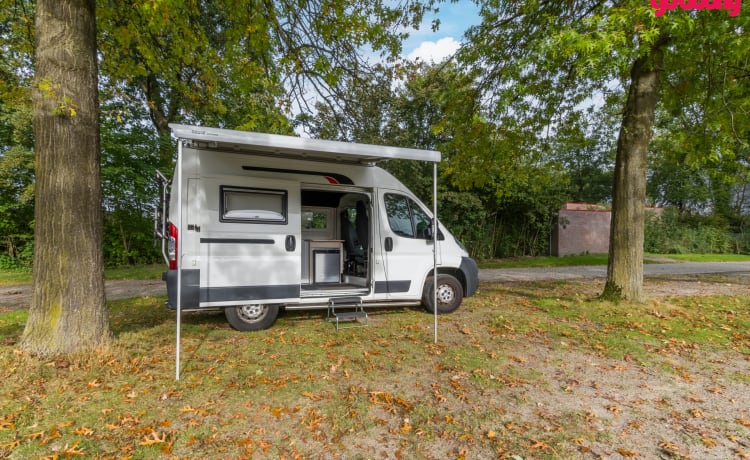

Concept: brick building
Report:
left=551, top=202, right=611, bottom=256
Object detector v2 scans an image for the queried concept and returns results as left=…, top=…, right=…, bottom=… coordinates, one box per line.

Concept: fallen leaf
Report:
left=139, top=431, right=167, bottom=446
left=26, top=431, right=45, bottom=441
left=617, top=448, right=637, bottom=457
left=529, top=439, right=549, bottom=450
left=72, top=426, right=94, bottom=436
left=64, top=441, right=85, bottom=456
left=302, top=391, right=323, bottom=401
left=702, top=437, right=718, bottom=447
left=0, top=439, right=20, bottom=450
left=0, top=415, right=15, bottom=430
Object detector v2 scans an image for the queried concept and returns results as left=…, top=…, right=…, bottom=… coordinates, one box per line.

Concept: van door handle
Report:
left=285, top=235, right=296, bottom=252
left=385, top=237, right=393, bottom=252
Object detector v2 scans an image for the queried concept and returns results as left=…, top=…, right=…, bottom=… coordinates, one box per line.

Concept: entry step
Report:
left=327, top=297, right=368, bottom=330
left=333, top=311, right=368, bottom=321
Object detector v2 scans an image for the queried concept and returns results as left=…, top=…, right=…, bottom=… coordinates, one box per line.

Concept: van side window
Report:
left=220, top=186, right=287, bottom=224
left=384, top=193, right=432, bottom=239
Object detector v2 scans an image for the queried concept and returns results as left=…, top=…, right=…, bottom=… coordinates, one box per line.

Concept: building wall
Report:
left=552, top=203, right=611, bottom=256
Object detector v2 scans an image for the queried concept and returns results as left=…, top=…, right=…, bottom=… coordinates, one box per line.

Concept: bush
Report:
left=645, top=208, right=735, bottom=254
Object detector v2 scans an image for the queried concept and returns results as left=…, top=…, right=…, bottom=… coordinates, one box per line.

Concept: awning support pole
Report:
left=176, top=140, right=183, bottom=381
left=433, top=162, right=438, bottom=344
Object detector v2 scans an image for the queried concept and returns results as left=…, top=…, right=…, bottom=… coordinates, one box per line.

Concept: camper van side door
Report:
left=198, top=177, right=302, bottom=306
left=379, top=191, right=441, bottom=299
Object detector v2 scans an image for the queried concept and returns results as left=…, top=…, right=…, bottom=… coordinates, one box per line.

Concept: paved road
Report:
left=2, top=262, right=749, bottom=309
left=479, top=261, right=750, bottom=282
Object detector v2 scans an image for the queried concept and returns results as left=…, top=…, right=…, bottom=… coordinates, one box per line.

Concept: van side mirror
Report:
left=426, top=223, right=445, bottom=241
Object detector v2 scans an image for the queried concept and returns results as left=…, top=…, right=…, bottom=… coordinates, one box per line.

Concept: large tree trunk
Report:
left=603, top=44, right=666, bottom=302
left=21, top=0, right=112, bottom=356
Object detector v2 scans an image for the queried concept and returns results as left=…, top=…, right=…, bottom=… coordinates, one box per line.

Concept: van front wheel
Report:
left=422, top=274, right=463, bottom=314
left=225, top=304, right=279, bottom=331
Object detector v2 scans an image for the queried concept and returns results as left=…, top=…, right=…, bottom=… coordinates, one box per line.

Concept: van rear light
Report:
left=167, top=223, right=178, bottom=270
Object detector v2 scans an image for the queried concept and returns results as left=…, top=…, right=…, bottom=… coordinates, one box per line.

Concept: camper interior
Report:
left=300, top=188, right=371, bottom=297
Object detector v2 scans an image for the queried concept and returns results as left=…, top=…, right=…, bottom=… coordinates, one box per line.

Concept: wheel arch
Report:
left=421, top=266, right=468, bottom=298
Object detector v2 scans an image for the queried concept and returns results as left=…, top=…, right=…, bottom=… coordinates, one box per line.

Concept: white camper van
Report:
left=156, top=124, right=478, bottom=331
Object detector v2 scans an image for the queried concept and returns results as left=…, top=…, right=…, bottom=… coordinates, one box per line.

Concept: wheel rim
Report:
left=236, top=304, right=267, bottom=323
left=436, top=283, right=455, bottom=305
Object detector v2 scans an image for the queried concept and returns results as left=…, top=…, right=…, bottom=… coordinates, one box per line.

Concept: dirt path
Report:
left=0, top=279, right=166, bottom=310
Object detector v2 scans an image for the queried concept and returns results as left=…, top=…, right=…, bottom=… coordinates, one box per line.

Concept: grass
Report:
left=0, top=264, right=165, bottom=285
left=1, top=277, right=748, bottom=458
left=653, top=253, right=750, bottom=263
left=478, top=253, right=750, bottom=269
left=478, top=254, right=609, bottom=269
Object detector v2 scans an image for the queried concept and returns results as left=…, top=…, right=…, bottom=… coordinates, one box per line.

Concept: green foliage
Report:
left=435, top=191, right=486, bottom=253
left=97, top=0, right=429, bottom=135
left=0, top=8, right=35, bottom=268
left=99, top=103, right=171, bottom=266
left=459, top=0, right=750, bottom=266
left=645, top=208, right=735, bottom=254
left=0, top=0, right=436, bottom=270
left=308, top=61, right=571, bottom=258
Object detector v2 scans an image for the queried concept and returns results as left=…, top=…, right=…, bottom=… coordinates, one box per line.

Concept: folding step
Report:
left=327, top=296, right=368, bottom=330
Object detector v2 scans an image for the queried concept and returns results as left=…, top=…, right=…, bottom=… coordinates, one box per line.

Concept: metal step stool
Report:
left=327, top=296, right=368, bottom=330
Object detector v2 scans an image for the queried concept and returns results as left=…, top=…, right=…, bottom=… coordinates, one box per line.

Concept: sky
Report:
left=402, top=1, right=481, bottom=63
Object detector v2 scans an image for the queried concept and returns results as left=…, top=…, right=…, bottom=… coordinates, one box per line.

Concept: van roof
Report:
left=170, top=124, right=441, bottom=163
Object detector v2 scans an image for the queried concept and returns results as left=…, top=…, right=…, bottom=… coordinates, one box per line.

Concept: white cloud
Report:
left=406, top=37, right=460, bottom=64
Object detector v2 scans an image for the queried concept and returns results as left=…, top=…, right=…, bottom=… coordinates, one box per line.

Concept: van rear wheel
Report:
left=422, top=274, right=463, bottom=314
left=225, top=304, right=279, bottom=331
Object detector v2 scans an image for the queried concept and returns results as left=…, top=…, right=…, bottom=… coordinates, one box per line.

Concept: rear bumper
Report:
left=163, top=269, right=200, bottom=309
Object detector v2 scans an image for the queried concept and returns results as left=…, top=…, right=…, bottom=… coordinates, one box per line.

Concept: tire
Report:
left=422, top=274, right=463, bottom=314
left=225, top=304, right=279, bottom=331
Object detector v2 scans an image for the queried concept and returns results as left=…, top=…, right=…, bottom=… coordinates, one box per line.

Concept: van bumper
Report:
left=460, top=257, right=479, bottom=297
left=163, top=269, right=200, bottom=309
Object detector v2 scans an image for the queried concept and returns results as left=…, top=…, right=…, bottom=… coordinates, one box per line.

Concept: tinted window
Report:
left=385, top=193, right=432, bottom=239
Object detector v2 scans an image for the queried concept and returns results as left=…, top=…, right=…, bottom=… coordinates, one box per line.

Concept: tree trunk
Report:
left=21, top=0, right=112, bottom=356
left=603, top=43, right=666, bottom=302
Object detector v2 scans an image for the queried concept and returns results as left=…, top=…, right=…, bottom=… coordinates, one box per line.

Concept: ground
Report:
left=0, top=272, right=748, bottom=458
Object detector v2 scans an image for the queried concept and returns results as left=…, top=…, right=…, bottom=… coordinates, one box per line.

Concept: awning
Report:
left=169, top=124, right=441, bottom=163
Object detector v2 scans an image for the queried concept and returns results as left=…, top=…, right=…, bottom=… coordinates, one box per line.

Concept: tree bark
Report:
left=21, top=0, right=112, bottom=356
left=603, top=42, right=666, bottom=302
